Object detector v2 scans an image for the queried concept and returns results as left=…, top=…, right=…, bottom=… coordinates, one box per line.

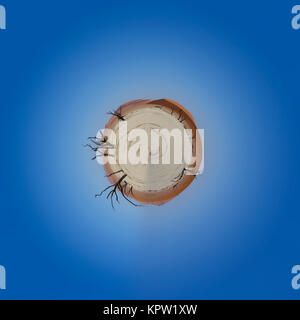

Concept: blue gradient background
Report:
left=0, top=0, right=300, bottom=299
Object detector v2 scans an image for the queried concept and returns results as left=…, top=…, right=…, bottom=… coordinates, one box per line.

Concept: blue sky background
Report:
left=0, top=0, right=300, bottom=299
